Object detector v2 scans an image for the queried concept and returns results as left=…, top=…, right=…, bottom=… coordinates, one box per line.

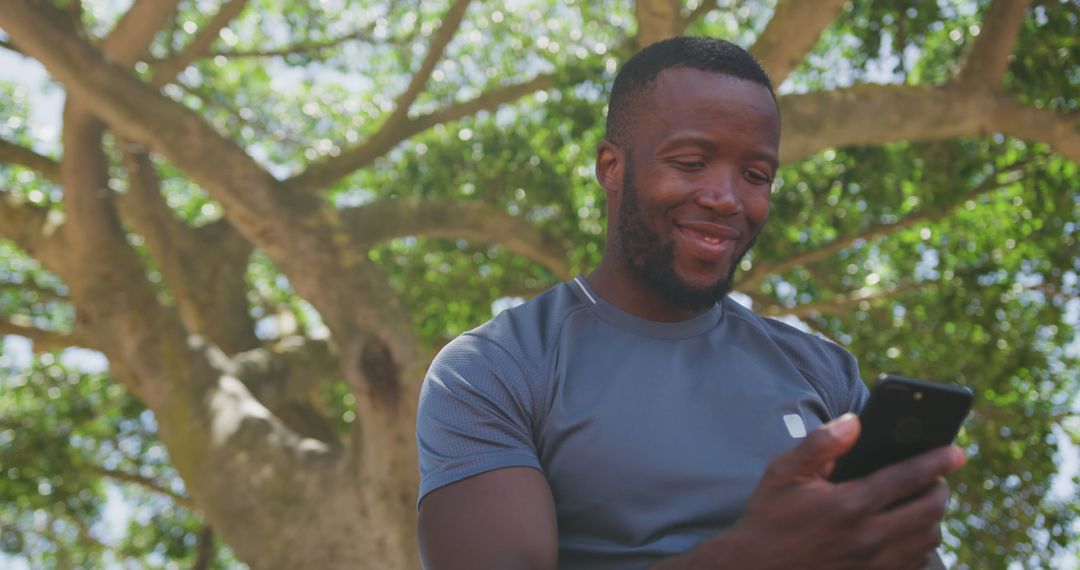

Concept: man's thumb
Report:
left=767, top=413, right=861, bottom=480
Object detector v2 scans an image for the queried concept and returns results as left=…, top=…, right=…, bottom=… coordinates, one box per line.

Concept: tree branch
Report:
left=800, top=315, right=847, bottom=348
left=169, top=79, right=308, bottom=147
left=69, top=512, right=110, bottom=553
left=741, top=161, right=1027, bottom=289
left=0, top=38, right=25, bottom=55
left=31, top=510, right=110, bottom=558
left=410, top=73, right=558, bottom=133
left=66, top=1, right=82, bottom=32
left=232, top=337, right=339, bottom=392
left=33, top=2, right=234, bottom=448
left=118, top=147, right=258, bottom=353
left=152, top=0, right=249, bottom=86
left=208, top=26, right=380, bottom=59
left=60, top=0, right=176, bottom=233
left=0, top=191, right=68, bottom=270
left=635, top=0, right=681, bottom=50
left=750, top=0, right=849, bottom=86
left=193, top=526, right=215, bottom=570
left=0, top=280, right=68, bottom=303
left=0, top=2, right=310, bottom=268
left=61, top=0, right=177, bottom=310
left=231, top=337, right=341, bottom=443
left=281, top=0, right=475, bottom=194
left=956, top=0, right=1031, bottom=88
left=52, top=108, right=121, bottom=282
left=342, top=197, right=572, bottom=278
left=390, top=0, right=472, bottom=123
left=991, top=99, right=1080, bottom=162
left=756, top=281, right=930, bottom=319
left=285, top=72, right=555, bottom=192
left=778, top=86, right=1080, bottom=165
left=99, top=0, right=182, bottom=66
left=291, top=0, right=474, bottom=197
left=0, top=315, right=86, bottom=352
left=96, top=466, right=191, bottom=507
left=0, top=1, right=423, bottom=422
left=675, top=0, right=718, bottom=35
left=192, top=3, right=424, bottom=61
left=0, top=138, right=60, bottom=183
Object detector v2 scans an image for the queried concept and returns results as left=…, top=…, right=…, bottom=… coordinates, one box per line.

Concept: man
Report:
left=416, top=37, right=964, bottom=569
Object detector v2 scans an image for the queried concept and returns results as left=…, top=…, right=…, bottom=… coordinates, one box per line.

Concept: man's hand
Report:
left=658, top=413, right=965, bottom=570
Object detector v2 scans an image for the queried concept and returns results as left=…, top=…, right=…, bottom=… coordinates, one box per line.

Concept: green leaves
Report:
left=0, top=349, right=241, bottom=568
left=1008, top=0, right=1080, bottom=108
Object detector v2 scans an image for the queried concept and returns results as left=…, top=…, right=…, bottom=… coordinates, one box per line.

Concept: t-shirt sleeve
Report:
left=828, top=341, right=871, bottom=415
left=799, top=336, right=871, bottom=417
left=769, top=319, right=870, bottom=418
left=415, top=333, right=542, bottom=506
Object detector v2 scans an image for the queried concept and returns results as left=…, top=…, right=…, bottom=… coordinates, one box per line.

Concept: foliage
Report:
left=0, top=350, right=242, bottom=568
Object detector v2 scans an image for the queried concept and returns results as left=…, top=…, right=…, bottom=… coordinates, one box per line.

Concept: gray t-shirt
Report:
left=417, top=277, right=870, bottom=569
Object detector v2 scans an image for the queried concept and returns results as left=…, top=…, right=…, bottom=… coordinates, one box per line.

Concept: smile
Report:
left=672, top=221, right=745, bottom=266
left=677, top=222, right=741, bottom=244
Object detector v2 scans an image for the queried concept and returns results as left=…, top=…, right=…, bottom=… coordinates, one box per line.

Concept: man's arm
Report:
left=418, top=467, right=558, bottom=570
left=416, top=330, right=556, bottom=569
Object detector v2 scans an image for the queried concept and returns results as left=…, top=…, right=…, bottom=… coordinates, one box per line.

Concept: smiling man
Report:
left=593, top=64, right=776, bottom=321
left=416, top=37, right=963, bottom=569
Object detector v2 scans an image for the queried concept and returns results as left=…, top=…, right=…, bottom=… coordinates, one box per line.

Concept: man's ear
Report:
left=595, top=139, right=625, bottom=195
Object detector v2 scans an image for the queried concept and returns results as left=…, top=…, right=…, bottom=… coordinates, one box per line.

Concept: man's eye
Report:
left=745, top=170, right=774, bottom=186
left=675, top=160, right=706, bottom=170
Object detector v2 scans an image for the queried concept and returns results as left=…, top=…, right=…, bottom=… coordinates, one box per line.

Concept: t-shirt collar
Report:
left=570, top=275, right=724, bottom=339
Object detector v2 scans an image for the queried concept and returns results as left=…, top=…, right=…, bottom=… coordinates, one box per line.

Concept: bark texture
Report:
left=635, top=0, right=682, bottom=49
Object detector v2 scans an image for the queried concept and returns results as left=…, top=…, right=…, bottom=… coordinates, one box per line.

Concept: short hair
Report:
left=605, top=37, right=775, bottom=146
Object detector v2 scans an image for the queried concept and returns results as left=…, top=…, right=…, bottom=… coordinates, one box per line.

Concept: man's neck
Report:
left=585, top=259, right=716, bottom=323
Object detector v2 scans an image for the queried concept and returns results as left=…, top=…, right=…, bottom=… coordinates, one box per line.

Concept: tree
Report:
left=0, top=0, right=1076, bottom=567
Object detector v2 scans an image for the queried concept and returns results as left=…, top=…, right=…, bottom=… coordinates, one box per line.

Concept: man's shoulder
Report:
left=439, top=280, right=590, bottom=367
left=417, top=285, right=587, bottom=503
left=420, top=280, right=589, bottom=439
left=722, top=296, right=857, bottom=370
left=722, top=296, right=868, bottom=415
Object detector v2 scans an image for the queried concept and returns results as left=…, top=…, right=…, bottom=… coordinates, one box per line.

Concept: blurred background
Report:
left=0, top=0, right=1077, bottom=568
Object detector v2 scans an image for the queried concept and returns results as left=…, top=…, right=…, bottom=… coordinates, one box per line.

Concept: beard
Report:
left=614, top=165, right=753, bottom=313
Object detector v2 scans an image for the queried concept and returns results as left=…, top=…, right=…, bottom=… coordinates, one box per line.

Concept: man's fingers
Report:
left=869, top=493, right=948, bottom=569
left=859, top=482, right=948, bottom=570
left=858, top=446, right=962, bottom=513
left=875, top=479, right=949, bottom=537
left=817, top=459, right=837, bottom=479
left=869, top=549, right=938, bottom=570
left=765, top=413, right=860, bottom=481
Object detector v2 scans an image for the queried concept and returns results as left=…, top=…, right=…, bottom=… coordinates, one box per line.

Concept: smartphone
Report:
left=829, top=374, right=973, bottom=482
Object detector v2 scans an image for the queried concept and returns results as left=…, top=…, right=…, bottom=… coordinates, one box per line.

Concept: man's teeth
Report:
left=702, top=236, right=720, bottom=244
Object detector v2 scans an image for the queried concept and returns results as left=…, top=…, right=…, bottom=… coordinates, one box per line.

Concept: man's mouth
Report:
left=677, top=222, right=742, bottom=244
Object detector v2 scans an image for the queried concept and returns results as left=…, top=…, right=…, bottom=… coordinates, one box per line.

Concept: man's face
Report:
left=612, top=68, right=780, bottom=312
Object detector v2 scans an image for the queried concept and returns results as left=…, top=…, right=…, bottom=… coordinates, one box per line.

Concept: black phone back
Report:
left=830, top=375, right=973, bottom=482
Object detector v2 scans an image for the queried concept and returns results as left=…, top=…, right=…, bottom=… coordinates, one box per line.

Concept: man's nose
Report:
left=693, top=170, right=741, bottom=215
